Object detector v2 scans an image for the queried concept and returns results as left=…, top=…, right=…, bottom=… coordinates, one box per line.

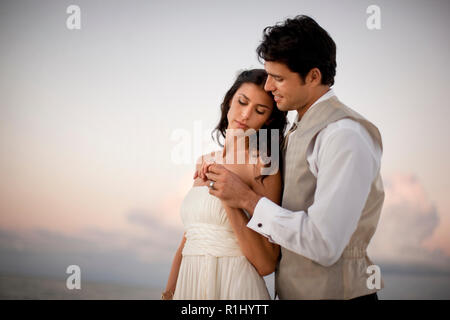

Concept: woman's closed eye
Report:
left=238, top=99, right=247, bottom=106
left=255, top=108, right=265, bottom=115
left=239, top=99, right=265, bottom=115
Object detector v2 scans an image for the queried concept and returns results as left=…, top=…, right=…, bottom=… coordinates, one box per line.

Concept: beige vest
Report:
left=276, top=96, right=385, bottom=300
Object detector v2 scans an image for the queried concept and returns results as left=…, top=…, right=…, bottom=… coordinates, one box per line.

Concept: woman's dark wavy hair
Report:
left=212, top=69, right=288, bottom=183
left=256, top=15, right=336, bottom=86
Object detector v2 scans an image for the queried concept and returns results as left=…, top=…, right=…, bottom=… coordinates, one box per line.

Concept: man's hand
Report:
left=205, top=163, right=262, bottom=213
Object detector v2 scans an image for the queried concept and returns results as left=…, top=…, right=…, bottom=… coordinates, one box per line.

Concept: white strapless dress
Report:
left=173, top=186, right=270, bottom=300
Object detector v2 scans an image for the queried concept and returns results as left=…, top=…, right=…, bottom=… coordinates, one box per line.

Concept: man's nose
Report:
left=264, top=77, right=275, bottom=92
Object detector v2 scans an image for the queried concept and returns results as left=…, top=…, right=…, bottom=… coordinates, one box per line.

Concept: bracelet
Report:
left=161, top=290, right=174, bottom=300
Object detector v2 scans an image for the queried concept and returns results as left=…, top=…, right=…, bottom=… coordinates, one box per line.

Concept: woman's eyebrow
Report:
left=238, top=93, right=250, bottom=100
left=239, top=93, right=271, bottom=109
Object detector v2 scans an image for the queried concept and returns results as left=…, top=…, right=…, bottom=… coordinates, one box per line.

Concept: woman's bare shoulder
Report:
left=195, top=150, right=222, bottom=165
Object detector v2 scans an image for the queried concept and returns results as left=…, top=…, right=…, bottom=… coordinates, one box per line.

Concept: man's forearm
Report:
left=241, top=188, right=263, bottom=216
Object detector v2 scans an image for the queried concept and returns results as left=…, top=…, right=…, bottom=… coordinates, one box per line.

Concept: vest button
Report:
left=257, top=223, right=262, bottom=227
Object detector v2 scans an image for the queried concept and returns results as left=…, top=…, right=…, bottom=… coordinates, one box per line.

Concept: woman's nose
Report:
left=241, top=106, right=252, bottom=119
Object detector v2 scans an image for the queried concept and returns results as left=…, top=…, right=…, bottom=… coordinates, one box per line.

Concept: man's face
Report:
left=264, top=61, right=312, bottom=112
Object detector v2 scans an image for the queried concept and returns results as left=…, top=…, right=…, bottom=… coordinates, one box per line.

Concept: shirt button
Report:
left=257, top=223, right=262, bottom=227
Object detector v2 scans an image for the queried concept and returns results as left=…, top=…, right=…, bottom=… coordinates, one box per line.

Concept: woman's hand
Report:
left=193, top=158, right=215, bottom=181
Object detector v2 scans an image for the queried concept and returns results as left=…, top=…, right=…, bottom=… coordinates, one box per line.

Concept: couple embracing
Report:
left=164, top=15, right=384, bottom=301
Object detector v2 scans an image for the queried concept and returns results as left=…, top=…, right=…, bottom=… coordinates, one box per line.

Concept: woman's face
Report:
left=226, top=82, right=274, bottom=133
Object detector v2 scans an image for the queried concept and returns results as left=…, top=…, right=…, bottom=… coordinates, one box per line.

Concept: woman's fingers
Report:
left=201, top=162, right=207, bottom=180
left=201, top=161, right=214, bottom=181
left=194, top=159, right=216, bottom=181
left=202, top=163, right=209, bottom=179
left=201, top=163, right=208, bottom=180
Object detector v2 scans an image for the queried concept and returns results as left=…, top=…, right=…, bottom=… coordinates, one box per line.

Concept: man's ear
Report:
left=307, top=68, right=322, bottom=86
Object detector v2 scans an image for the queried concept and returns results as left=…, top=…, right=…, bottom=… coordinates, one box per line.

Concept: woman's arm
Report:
left=163, top=233, right=186, bottom=299
left=222, top=171, right=282, bottom=276
left=164, top=156, right=208, bottom=298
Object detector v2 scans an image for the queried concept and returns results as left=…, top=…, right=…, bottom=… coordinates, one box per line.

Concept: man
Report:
left=204, top=15, right=384, bottom=300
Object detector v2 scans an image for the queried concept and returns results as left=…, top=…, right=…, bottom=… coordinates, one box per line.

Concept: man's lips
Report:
left=273, top=93, right=283, bottom=102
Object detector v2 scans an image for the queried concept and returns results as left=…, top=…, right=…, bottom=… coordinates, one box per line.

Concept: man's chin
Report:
left=276, top=102, right=293, bottom=112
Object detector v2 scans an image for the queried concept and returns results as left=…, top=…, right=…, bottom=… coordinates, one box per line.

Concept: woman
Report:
left=162, top=69, right=287, bottom=300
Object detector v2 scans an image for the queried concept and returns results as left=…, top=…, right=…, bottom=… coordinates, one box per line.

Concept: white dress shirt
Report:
left=247, top=90, right=382, bottom=267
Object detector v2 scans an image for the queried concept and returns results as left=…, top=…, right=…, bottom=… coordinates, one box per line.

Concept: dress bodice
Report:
left=174, top=186, right=270, bottom=300
left=180, top=186, right=243, bottom=257
left=180, top=186, right=229, bottom=226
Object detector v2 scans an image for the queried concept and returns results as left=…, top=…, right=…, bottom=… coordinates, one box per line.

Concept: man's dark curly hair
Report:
left=256, top=15, right=337, bottom=86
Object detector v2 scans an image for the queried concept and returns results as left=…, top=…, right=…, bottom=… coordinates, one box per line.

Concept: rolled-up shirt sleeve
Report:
left=247, top=126, right=381, bottom=267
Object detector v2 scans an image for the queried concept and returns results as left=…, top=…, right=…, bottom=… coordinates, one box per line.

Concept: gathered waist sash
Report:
left=182, top=222, right=243, bottom=257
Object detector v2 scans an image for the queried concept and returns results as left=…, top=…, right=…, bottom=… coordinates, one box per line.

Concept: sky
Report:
left=0, top=0, right=450, bottom=298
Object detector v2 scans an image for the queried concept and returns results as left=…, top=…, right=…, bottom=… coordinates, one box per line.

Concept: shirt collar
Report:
left=295, top=89, right=336, bottom=124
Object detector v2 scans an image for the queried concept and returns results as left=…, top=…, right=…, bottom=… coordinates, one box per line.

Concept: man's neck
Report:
left=297, top=86, right=331, bottom=121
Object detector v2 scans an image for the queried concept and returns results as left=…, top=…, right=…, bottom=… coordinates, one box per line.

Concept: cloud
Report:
left=0, top=176, right=189, bottom=289
left=0, top=208, right=185, bottom=288
left=368, top=173, right=450, bottom=272
left=124, top=209, right=184, bottom=263
left=2, top=172, right=449, bottom=291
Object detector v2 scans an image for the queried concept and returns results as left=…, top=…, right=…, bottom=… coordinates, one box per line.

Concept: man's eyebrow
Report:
left=267, top=72, right=282, bottom=78
left=238, top=93, right=271, bottom=109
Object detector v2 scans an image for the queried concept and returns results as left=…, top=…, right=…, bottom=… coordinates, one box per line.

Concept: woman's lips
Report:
left=234, top=120, right=248, bottom=129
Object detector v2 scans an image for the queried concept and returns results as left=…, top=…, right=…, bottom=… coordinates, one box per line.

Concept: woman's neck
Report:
left=222, top=133, right=250, bottom=165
